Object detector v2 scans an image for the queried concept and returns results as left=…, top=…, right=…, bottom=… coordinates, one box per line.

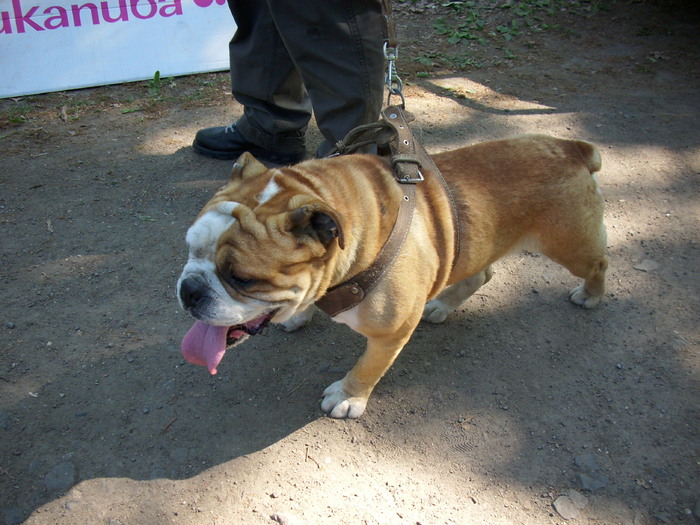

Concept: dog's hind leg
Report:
left=543, top=222, right=608, bottom=309
left=422, top=266, right=494, bottom=323
left=568, top=253, right=608, bottom=308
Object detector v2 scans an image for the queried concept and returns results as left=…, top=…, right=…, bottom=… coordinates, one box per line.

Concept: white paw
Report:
left=569, top=284, right=602, bottom=309
left=321, top=379, right=368, bottom=419
left=422, top=300, right=451, bottom=324
left=279, top=306, right=316, bottom=332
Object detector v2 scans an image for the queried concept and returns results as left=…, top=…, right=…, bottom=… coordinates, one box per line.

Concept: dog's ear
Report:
left=231, top=152, right=268, bottom=180
left=286, top=203, right=345, bottom=250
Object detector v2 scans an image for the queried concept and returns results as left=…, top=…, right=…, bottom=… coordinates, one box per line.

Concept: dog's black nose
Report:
left=180, top=277, right=207, bottom=310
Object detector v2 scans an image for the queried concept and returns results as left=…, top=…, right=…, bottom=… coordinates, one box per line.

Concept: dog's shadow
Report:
left=80, top=319, right=363, bottom=483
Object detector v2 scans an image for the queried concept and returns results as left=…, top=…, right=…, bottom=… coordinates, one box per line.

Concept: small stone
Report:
left=651, top=511, right=672, bottom=524
left=553, top=495, right=579, bottom=520
left=44, top=461, right=76, bottom=492
left=64, top=500, right=82, bottom=511
left=574, top=453, right=599, bottom=471
left=578, top=472, right=609, bottom=491
left=0, top=411, right=10, bottom=430
left=634, top=259, right=659, bottom=272
left=270, top=514, right=300, bottom=525
left=6, top=322, right=16, bottom=329
left=671, top=336, right=689, bottom=351
left=567, top=489, right=588, bottom=510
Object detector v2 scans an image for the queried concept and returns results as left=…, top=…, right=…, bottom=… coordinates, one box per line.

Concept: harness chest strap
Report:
left=383, top=107, right=461, bottom=262
left=314, top=182, right=415, bottom=316
left=382, top=107, right=461, bottom=264
left=315, top=107, right=460, bottom=317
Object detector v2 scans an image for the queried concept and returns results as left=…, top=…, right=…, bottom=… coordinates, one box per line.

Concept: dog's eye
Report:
left=225, top=272, right=257, bottom=289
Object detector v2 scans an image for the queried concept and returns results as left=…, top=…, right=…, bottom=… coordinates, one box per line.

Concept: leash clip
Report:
left=384, top=41, right=405, bottom=108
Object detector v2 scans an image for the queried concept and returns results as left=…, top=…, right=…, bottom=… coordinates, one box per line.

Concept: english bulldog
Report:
left=177, top=134, right=607, bottom=418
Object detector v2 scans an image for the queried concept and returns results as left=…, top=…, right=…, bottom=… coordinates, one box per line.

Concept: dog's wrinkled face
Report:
left=176, top=154, right=343, bottom=374
left=178, top=199, right=337, bottom=325
left=178, top=200, right=268, bottom=325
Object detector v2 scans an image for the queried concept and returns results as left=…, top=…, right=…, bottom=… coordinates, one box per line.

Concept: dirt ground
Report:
left=1, top=1, right=698, bottom=524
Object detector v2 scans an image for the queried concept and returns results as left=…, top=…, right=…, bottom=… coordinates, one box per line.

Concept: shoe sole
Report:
left=192, top=141, right=306, bottom=166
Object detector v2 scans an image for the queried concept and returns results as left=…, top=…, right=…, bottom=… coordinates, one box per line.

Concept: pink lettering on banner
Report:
left=130, top=0, right=156, bottom=20
left=12, top=0, right=44, bottom=32
left=1, top=10, right=11, bottom=33
left=159, top=0, right=182, bottom=16
left=101, top=0, right=128, bottom=23
left=45, top=5, right=69, bottom=29
left=193, top=0, right=225, bottom=7
left=72, top=2, right=100, bottom=27
left=0, top=0, right=189, bottom=34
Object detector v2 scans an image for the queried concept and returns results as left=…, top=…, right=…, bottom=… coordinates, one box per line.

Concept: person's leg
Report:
left=267, top=0, right=385, bottom=156
left=194, top=0, right=385, bottom=162
left=193, top=0, right=309, bottom=164
left=228, top=0, right=312, bottom=150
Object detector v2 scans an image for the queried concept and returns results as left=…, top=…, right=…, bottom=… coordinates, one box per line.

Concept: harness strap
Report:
left=316, top=106, right=460, bottom=317
left=383, top=107, right=462, bottom=265
left=314, top=183, right=415, bottom=316
left=381, top=0, right=398, bottom=49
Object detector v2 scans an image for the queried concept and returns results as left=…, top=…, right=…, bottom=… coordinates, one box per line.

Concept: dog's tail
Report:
left=575, top=140, right=602, bottom=174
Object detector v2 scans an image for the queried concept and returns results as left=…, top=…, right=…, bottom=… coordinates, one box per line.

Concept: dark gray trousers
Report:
left=227, top=0, right=385, bottom=156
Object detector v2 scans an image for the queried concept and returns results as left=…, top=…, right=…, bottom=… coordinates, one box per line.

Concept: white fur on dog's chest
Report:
left=332, top=306, right=361, bottom=329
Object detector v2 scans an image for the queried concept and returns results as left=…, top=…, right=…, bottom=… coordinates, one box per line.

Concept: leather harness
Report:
left=314, top=106, right=461, bottom=317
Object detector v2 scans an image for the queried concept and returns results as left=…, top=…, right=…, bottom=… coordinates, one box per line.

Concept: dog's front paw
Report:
left=569, top=284, right=602, bottom=309
left=422, top=300, right=451, bottom=324
left=321, top=380, right=368, bottom=419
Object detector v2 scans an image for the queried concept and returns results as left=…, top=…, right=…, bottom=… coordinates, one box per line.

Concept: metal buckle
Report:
left=399, top=169, right=424, bottom=184
left=392, top=157, right=424, bottom=183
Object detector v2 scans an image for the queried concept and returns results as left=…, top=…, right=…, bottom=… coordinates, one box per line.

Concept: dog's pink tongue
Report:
left=181, top=321, right=228, bottom=375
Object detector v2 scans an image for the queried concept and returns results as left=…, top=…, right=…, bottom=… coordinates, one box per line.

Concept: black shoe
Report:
left=192, top=124, right=307, bottom=165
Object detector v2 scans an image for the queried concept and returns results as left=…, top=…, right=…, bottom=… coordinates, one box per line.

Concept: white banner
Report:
left=0, top=0, right=234, bottom=98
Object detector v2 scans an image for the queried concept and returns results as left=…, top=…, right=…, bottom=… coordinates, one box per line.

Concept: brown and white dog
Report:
left=177, top=135, right=607, bottom=418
